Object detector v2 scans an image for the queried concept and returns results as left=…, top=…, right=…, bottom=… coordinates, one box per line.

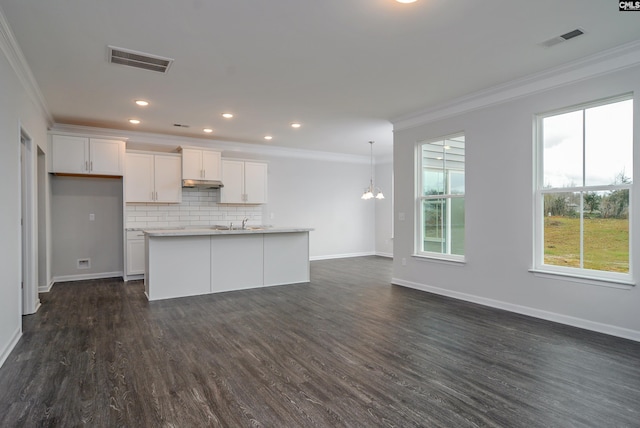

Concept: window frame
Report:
left=415, top=133, right=466, bottom=262
left=533, top=94, right=634, bottom=285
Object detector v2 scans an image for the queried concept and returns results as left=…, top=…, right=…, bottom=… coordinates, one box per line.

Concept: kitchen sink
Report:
left=209, top=225, right=267, bottom=231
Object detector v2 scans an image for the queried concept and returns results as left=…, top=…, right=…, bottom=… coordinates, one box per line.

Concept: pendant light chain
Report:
left=361, top=141, right=384, bottom=200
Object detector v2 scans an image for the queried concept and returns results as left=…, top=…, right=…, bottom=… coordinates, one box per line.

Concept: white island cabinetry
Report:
left=144, top=228, right=311, bottom=301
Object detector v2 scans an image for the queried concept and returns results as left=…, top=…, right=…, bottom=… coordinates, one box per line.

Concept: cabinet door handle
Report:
left=90, top=161, right=93, bottom=171
left=155, top=191, right=158, bottom=201
left=151, top=191, right=154, bottom=201
left=85, top=161, right=88, bottom=171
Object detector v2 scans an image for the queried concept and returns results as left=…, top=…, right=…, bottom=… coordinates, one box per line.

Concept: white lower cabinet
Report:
left=210, top=235, right=263, bottom=292
left=263, top=232, right=310, bottom=286
left=126, top=230, right=145, bottom=276
left=145, top=236, right=211, bottom=300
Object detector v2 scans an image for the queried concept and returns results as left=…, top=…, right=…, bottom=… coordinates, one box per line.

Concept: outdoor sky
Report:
left=543, top=98, right=633, bottom=188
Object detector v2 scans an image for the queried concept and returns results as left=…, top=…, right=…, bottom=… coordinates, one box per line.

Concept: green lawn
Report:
left=544, top=216, right=629, bottom=273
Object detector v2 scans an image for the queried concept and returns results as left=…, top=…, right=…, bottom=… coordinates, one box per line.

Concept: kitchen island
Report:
left=144, top=227, right=313, bottom=301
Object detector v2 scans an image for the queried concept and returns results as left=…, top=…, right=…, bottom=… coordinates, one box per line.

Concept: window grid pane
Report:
left=418, top=135, right=465, bottom=258
left=537, top=97, right=632, bottom=278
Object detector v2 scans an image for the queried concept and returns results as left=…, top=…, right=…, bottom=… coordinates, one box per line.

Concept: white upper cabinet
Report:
left=220, top=159, right=268, bottom=204
left=244, top=162, right=268, bottom=204
left=125, top=152, right=182, bottom=203
left=181, top=147, right=221, bottom=181
left=50, top=135, right=124, bottom=175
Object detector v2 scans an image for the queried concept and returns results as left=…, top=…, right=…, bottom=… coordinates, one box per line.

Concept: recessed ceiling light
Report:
left=129, top=119, right=140, bottom=124
left=264, top=135, right=273, bottom=140
left=222, top=113, right=234, bottom=119
left=396, top=0, right=417, bottom=3
left=203, top=128, right=213, bottom=133
left=291, top=122, right=302, bottom=128
left=135, top=100, right=149, bottom=106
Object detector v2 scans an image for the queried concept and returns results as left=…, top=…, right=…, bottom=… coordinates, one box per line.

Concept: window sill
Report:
left=412, top=254, right=466, bottom=266
left=529, top=269, right=635, bottom=290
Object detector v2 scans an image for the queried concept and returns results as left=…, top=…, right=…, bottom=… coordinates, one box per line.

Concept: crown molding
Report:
left=392, top=39, right=640, bottom=131
left=0, top=6, right=53, bottom=125
left=49, top=123, right=372, bottom=164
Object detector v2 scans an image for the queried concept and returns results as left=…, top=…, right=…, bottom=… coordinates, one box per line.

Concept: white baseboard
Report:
left=310, top=252, right=376, bottom=261
left=375, top=252, right=393, bottom=258
left=0, top=326, right=22, bottom=368
left=52, top=271, right=124, bottom=283
left=38, top=280, right=54, bottom=293
left=392, top=278, right=640, bottom=343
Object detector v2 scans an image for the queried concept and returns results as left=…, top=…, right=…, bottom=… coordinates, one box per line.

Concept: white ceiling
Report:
left=1, top=0, right=639, bottom=157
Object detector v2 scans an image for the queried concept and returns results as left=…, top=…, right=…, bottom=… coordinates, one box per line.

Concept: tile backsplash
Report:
left=125, top=188, right=263, bottom=229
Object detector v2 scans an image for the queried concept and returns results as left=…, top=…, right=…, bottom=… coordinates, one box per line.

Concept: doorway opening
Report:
left=20, top=130, right=41, bottom=315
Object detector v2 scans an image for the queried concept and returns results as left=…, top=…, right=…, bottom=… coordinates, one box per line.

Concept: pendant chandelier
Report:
left=361, top=141, right=384, bottom=200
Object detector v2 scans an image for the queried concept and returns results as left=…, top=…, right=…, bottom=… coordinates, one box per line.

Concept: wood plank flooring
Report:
left=1, top=256, right=640, bottom=427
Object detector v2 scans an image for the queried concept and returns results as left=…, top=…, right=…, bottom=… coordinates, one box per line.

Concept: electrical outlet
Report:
left=89, top=213, right=95, bottom=221
left=402, top=258, right=407, bottom=266
left=398, top=212, right=405, bottom=221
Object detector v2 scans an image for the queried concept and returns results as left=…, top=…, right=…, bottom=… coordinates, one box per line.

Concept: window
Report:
left=416, top=134, right=465, bottom=260
left=535, top=95, right=633, bottom=283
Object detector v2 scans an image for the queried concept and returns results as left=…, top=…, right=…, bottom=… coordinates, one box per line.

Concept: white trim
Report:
left=0, top=326, right=22, bottom=368
left=50, top=124, right=371, bottom=164
left=0, top=8, right=53, bottom=125
left=392, top=40, right=640, bottom=131
left=375, top=252, right=393, bottom=258
left=529, top=269, right=634, bottom=289
left=38, top=280, right=54, bottom=293
left=411, top=254, right=466, bottom=265
left=310, top=251, right=375, bottom=261
left=52, top=271, right=124, bottom=283
left=392, top=278, right=640, bottom=343
left=20, top=127, right=41, bottom=315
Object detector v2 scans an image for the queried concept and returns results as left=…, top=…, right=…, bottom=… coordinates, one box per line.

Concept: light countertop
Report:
left=143, top=226, right=313, bottom=237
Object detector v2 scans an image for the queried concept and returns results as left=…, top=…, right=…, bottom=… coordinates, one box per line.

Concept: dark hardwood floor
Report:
left=1, top=256, right=640, bottom=427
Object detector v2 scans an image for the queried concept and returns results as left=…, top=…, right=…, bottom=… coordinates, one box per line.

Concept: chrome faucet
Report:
left=242, top=217, right=249, bottom=229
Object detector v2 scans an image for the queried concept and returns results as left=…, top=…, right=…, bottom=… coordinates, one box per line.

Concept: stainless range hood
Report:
left=182, top=179, right=224, bottom=189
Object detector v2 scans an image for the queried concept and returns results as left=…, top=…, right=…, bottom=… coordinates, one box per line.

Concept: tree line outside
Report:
left=543, top=173, right=630, bottom=273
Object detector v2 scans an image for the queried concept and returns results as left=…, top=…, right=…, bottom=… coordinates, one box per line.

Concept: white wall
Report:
left=375, top=161, right=393, bottom=257
left=259, top=155, right=376, bottom=259
left=0, top=28, right=50, bottom=364
left=392, top=63, right=640, bottom=341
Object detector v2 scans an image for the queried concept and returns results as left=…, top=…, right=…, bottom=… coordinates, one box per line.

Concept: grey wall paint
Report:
left=0, top=45, right=49, bottom=364
left=375, top=161, right=393, bottom=257
left=260, top=155, right=376, bottom=258
left=392, top=64, right=640, bottom=339
left=51, top=176, right=123, bottom=278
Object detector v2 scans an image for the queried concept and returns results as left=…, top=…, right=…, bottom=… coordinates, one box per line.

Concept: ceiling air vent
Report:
left=541, top=28, right=585, bottom=48
left=108, top=46, right=173, bottom=73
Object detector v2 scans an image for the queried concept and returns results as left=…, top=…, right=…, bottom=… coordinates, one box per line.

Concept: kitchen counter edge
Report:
left=143, top=227, right=314, bottom=237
